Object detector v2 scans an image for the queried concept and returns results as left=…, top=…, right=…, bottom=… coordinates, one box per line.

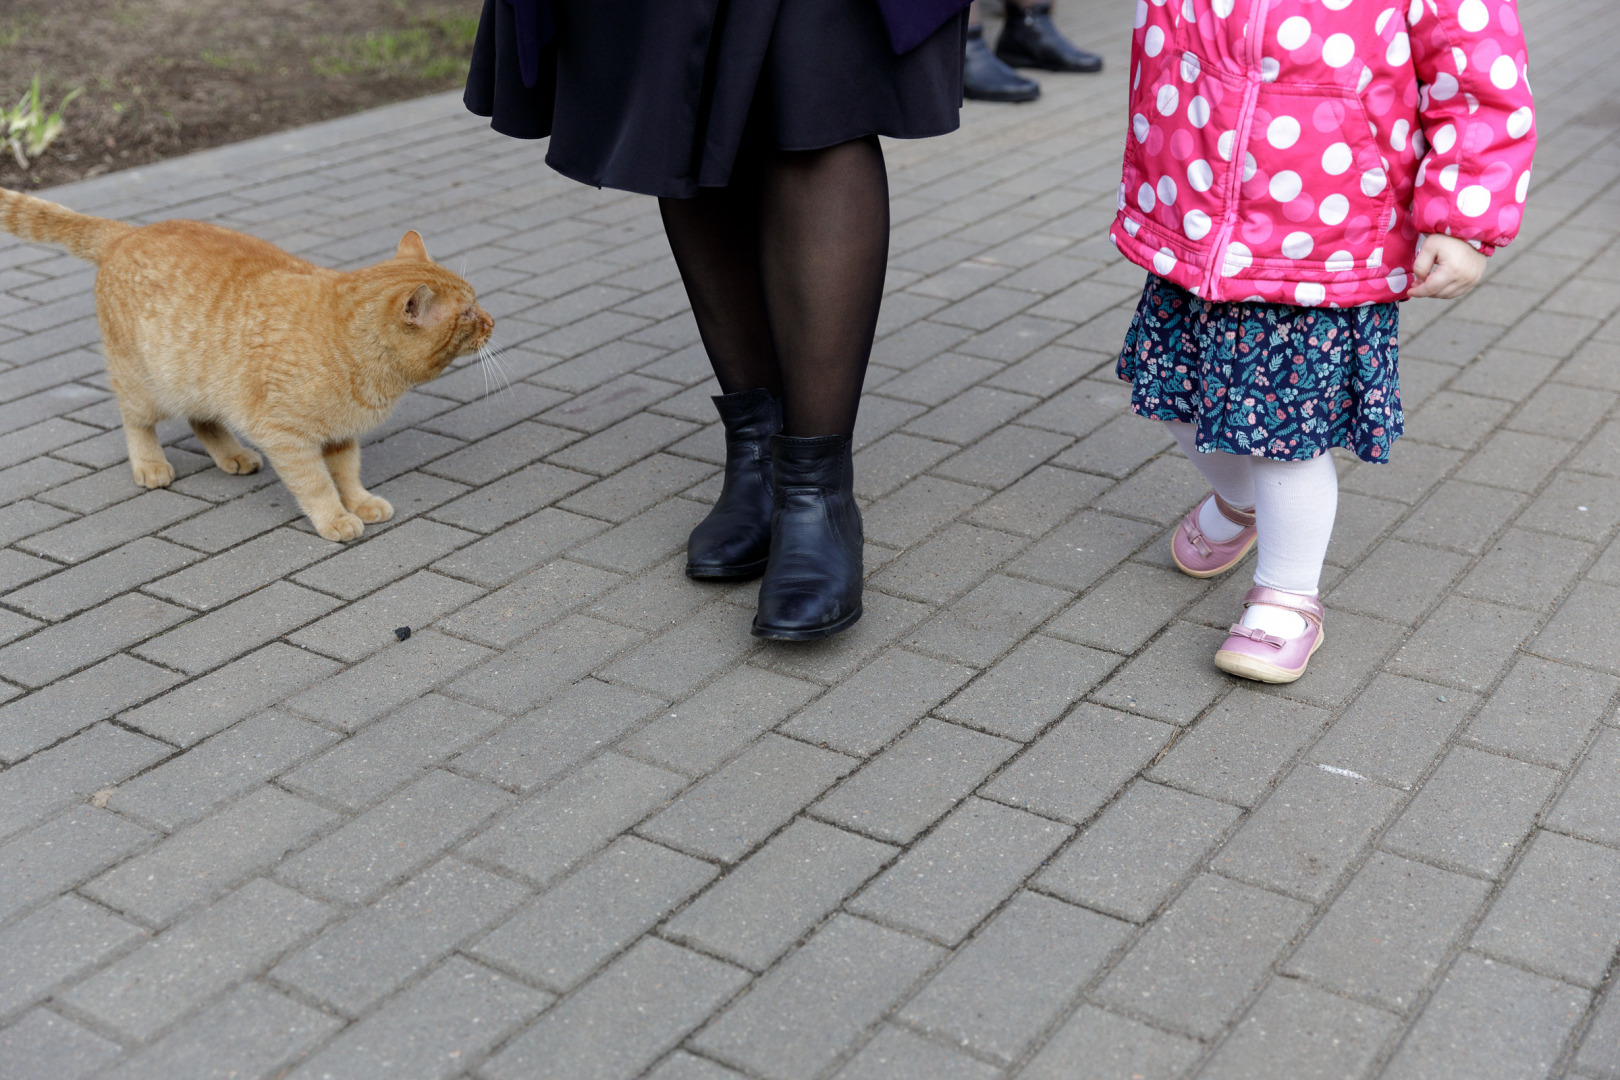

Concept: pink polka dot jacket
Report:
left=1110, top=0, right=1537, bottom=307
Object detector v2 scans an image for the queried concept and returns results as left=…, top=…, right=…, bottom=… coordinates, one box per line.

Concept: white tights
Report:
left=1163, top=421, right=1338, bottom=636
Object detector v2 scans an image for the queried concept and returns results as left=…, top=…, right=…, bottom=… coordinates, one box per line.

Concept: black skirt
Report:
left=464, top=0, right=967, bottom=198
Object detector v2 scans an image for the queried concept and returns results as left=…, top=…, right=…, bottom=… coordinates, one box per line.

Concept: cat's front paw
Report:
left=350, top=495, right=394, bottom=524
left=220, top=449, right=262, bottom=475
left=131, top=460, right=175, bottom=489
left=314, top=511, right=365, bottom=542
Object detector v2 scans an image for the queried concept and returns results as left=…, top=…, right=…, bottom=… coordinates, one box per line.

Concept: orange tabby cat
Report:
left=0, top=187, right=493, bottom=541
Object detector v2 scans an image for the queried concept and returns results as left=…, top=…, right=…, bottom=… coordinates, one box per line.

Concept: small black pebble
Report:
left=394, top=626, right=412, bottom=641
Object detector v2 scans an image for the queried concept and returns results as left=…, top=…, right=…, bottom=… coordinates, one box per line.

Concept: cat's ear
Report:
left=402, top=284, right=444, bottom=327
left=395, top=231, right=430, bottom=261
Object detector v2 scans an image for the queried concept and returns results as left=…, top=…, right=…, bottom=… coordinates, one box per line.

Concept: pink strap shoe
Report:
left=1214, top=586, right=1326, bottom=684
left=1171, top=493, right=1257, bottom=578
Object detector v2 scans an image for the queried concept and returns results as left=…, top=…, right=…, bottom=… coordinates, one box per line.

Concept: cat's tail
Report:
left=0, top=187, right=135, bottom=263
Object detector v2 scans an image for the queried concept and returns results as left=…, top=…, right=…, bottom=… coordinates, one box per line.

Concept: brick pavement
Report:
left=2, top=1, right=1620, bottom=1076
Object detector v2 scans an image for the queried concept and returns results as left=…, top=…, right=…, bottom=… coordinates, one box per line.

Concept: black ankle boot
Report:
left=996, top=1, right=1104, bottom=73
left=753, top=435, right=863, bottom=641
left=964, top=24, right=1041, bottom=103
left=686, top=388, right=781, bottom=580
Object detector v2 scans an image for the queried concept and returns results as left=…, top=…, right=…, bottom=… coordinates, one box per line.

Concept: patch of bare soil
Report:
left=0, top=0, right=481, bottom=190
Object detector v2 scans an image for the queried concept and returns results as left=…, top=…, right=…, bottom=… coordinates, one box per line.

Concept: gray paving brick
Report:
left=645, top=1053, right=751, bottom=1080
left=1019, top=1005, right=1202, bottom=1080
left=1308, top=673, right=1476, bottom=789
left=86, top=786, right=337, bottom=926
left=0, top=895, right=146, bottom=1020
left=1146, top=688, right=1327, bottom=806
left=831, top=1026, right=999, bottom=1080
left=1523, top=472, right=1620, bottom=544
left=965, top=463, right=1108, bottom=539
left=982, top=703, right=1173, bottom=825
left=0, top=806, right=156, bottom=923
left=416, top=382, right=568, bottom=441
left=0, top=592, right=188, bottom=688
left=1382, top=746, right=1560, bottom=878
left=484, top=938, right=750, bottom=1080
left=1533, top=581, right=1620, bottom=676
left=639, top=734, right=857, bottom=864
left=903, top=573, right=1069, bottom=667
left=1002, top=510, right=1158, bottom=592
left=445, top=613, right=642, bottom=714
left=1465, top=655, right=1619, bottom=769
left=848, top=797, right=1070, bottom=945
left=463, top=751, right=686, bottom=886
left=1382, top=952, right=1589, bottom=1080
left=1091, top=621, right=1233, bottom=726
left=1459, top=529, right=1594, bottom=615
left=1093, top=874, right=1312, bottom=1039
left=600, top=601, right=758, bottom=700
left=472, top=836, right=716, bottom=992
left=1283, top=850, right=1489, bottom=1011
left=1387, top=595, right=1539, bottom=693
left=1456, top=429, right=1575, bottom=493
left=282, top=694, right=505, bottom=811
left=131, top=581, right=339, bottom=676
left=451, top=678, right=661, bottom=793
left=156, top=485, right=303, bottom=552
left=291, top=518, right=476, bottom=599
left=423, top=420, right=576, bottom=484
left=288, top=570, right=484, bottom=661
left=871, top=523, right=1029, bottom=606
left=285, top=628, right=494, bottom=730
left=1472, top=830, right=1620, bottom=988
left=861, top=475, right=986, bottom=550
left=286, top=956, right=547, bottom=1080
left=0, top=655, right=182, bottom=763
left=936, top=635, right=1119, bottom=741
left=108, top=711, right=338, bottom=829
left=1035, top=779, right=1240, bottom=923
left=692, top=914, right=943, bottom=1080
left=6, top=538, right=199, bottom=620
left=18, top=489, right=206, bottom=563
left=431, top=505, right=606, bottom=587
left=0, top=1009, right=123, bottom=1080
left=1044, top=561, right=1206, bottom=656
left=779, top=647, right=974, bottom=756
left=0, top=550, right=58, bottom=599
left=101, top=983, right=341, bottom=1080
left=812, top=719, right=1017, bottom=844
left=145, top=528, right=332, bottom=611
left=663, top=818, right=894, bottom=971
left=1327, top=539, right=1470, bottom=626
left=1198, top=979, right=1400, bottom=1080
left=618, top=666, right=821, bottom=777
left=1576, top=987, right=1620, bottom=1080
left=426, top=460, right=593, bottom=533
left=1547, top=727, right=1620, bottom=849
left=0, top=723, right=168, bottom=843
left=438, top=557, right=620, bottom=648
left=1215, top=765, right=1406, bottom=902
left=270, top=857, right=528, bottom=1016
left=567, top=496, right=710, bottom=574
left=117, top=643, right=339, bottom=747
left=60, top=877, right=332, bottom=1041
left=899, top=891, right=1129, bottom=1062
left=277, top=769, right=511, bottom=904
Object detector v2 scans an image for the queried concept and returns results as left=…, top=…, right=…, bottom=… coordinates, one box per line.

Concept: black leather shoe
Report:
left=964, top=24, right=1041, bottom=103
left=686, top=388, right=780, bottom=580
left=752, top=435, right=863, bottom=641
left=996, top=1, right=1104, bottom=73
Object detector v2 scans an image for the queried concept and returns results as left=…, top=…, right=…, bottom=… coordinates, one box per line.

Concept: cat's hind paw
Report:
left=350, top=495, right=394, bottom=523
left=219, top=449, right=262, bottom=475
left=131, top=460, right=175, bottom=489
left=314, top=511, right=365, bottom=543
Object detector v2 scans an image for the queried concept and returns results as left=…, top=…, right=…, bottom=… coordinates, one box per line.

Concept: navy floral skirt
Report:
left=1117, top=275, right=1403, bottom=463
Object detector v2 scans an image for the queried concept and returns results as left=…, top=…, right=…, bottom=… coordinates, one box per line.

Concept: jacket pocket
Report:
left=1240, top=85, right=1396, bottom=276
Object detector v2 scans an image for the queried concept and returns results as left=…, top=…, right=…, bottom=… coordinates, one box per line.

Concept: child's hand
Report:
left=1409, top=234, right=1488, bottom=299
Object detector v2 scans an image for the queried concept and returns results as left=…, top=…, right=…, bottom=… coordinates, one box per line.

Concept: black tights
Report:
left=658, top=135, right=889, bottom=438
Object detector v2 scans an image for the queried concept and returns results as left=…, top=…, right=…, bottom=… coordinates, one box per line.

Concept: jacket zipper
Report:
left=1205, top=0, right=1272, bottom=300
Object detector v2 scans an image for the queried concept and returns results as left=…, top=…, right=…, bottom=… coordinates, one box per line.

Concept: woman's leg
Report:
left=757, top=135, right=889, bottom=437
